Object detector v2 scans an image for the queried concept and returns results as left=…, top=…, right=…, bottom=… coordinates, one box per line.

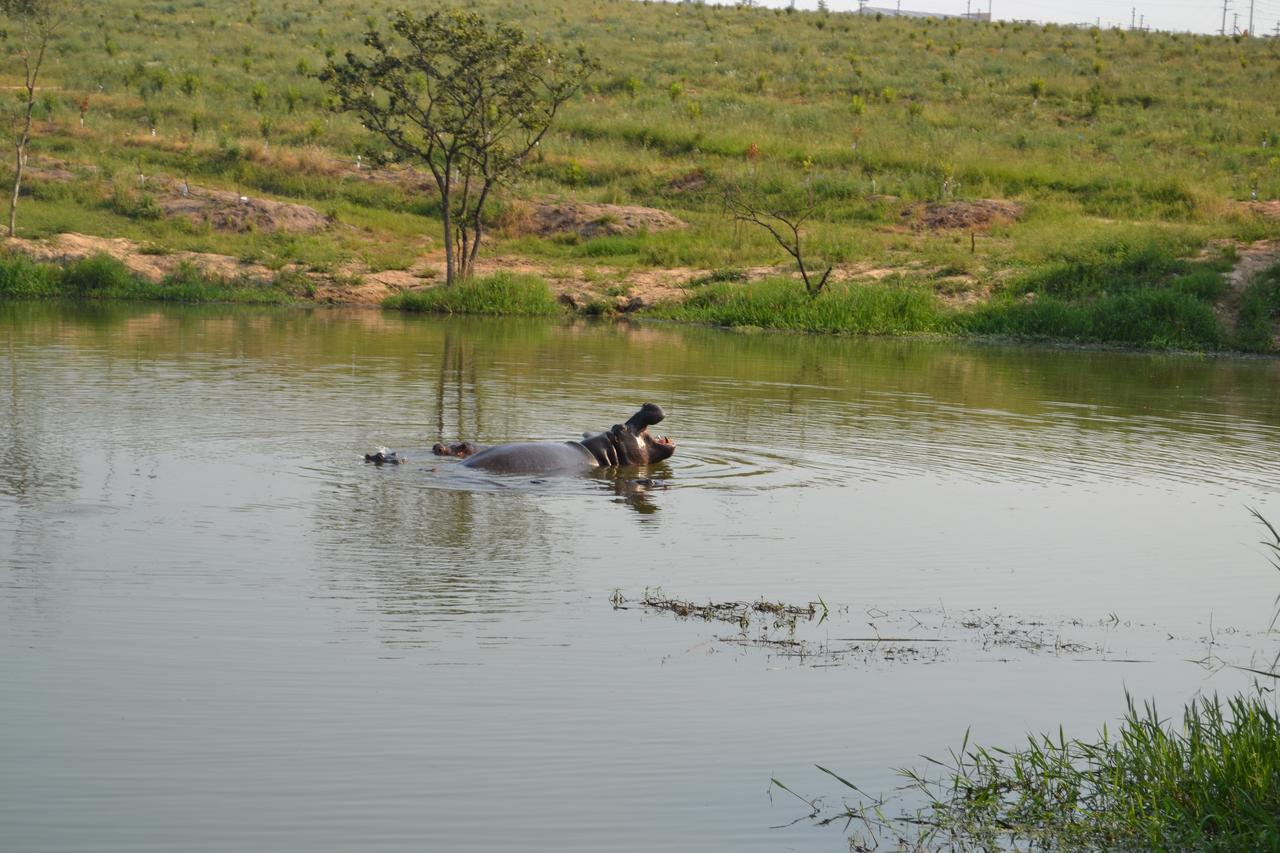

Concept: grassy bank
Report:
left=0, top=0, right=1276, bottom=349
left=0, top=253, right=293, bottom=304
left=4, top=245, right=1276, bottom=355
left=381, top=273, right=561, bottom=316
left=1235, top=262, right=1280, bottom=352
left=957, top=234, right=1237, bottom=350
left=642, top=242, right=1278, bottom=352
left=0, top=0, right=1270, bottom=349
left=647, top=276, right=953, bottom=336
left=828, top=693, right=1280, bottom=850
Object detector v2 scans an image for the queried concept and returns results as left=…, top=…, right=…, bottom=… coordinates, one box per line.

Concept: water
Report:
left=3, top=302, right=1279, bottom=851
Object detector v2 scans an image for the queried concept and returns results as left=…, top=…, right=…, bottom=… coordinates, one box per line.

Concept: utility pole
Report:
left=1233, top=11, right=1239, bottom=33
left=1130, top=7, right=1135, bottom=30
left=857, top=0, right=866, bottom=14
left=1221, top=0, right=1230, bottom=36
left=1247, top=0, right=1253, bottom=35
left=1139, top=13, right=1144, bottom=30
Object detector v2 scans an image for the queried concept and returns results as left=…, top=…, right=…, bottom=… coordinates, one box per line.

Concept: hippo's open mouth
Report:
left=623, top=402, right=675, bottom=462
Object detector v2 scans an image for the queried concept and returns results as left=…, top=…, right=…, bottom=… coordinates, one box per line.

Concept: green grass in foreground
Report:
left=381, top=273, right=562, bottom=316
left=837, top=693, right=1280, bottom=851
left=0, top=253, right=293, bottom=304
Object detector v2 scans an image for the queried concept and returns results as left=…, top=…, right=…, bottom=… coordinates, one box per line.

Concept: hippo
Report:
left=437, top=402, right=675, bottom=475
left=431, top=440, right=484, bottom=459
left=364, top=447, right=405, bottom=465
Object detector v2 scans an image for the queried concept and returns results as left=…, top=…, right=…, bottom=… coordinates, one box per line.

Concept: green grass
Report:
left=1234, top=262, right=1280, bottom=353
left=646, top=276, right=951, bottom=336
left=642, top=233, right=1234, bottom=350
left=961, top=289, right=1227, bottom=349
left=956, top=231, right=1233, bottom=349
left=843, top=693, right=1280, bottom=851
left=0, top=253, right=293, bottom=304
left=0, top=0, right=1275, bottom=348
left=381, top=273, right=562, bottom=315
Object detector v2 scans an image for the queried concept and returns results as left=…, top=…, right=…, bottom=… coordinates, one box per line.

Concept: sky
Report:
left=762, top=0, right=1280, bottom=35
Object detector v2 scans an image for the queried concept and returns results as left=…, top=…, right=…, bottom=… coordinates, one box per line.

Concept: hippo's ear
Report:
left=611, top=423, right=629, bottom=436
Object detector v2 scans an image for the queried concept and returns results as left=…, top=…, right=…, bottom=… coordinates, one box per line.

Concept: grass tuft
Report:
left=872, top=693, right=1280, bottom=851
left=646, top=276, right=950, bottom=336
left=381, top=273, right=561, bottom=316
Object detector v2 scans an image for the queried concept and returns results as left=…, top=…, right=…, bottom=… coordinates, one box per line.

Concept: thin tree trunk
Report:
left=456, top=170, right=472, bottom=280
left=8, top=141, right=26, bottom=239
left=8, top=64, right=39, bottom=239
left=440, top=185, right=455, bottom=285
left=466, top=178, right=492, bottom=274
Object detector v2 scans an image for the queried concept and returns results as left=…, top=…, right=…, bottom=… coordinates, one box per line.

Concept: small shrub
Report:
left=0, top=255, right=60, bottom=298
left=382, top=273, right=561, bottom=315
left=61, top=255, right=135, bottom=295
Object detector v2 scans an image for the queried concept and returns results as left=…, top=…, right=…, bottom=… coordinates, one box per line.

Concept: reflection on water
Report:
left=2, top=302, right=1279, bottom=852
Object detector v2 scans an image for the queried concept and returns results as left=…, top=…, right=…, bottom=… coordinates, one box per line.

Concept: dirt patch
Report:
left=1212, top=239, right=1280, bottom=341
left=524, top=200, right=685, bottom=239
left=903, top=199, right=1023, bottom=231
left=20, top=156, right=99, bottom=186
left=157, top=181, right=330, bottom=234
left=665, top=168, right=709, bottom=194
left=1240, top=200, right=1280, bottom=220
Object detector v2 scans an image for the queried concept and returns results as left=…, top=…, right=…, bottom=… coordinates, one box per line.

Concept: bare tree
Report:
left=1, top=0, right=69, bottom=238
left=725, top=184, right=832, bottom=297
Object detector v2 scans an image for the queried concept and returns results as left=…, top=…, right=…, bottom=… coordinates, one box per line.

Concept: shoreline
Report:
left=3, top=233, right=1279, bottom=356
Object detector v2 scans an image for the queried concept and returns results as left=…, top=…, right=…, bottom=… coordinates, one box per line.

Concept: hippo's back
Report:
left=460, top=441, right=597, bottom=475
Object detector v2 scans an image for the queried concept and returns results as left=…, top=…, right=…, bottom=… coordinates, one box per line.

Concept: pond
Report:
left=2, top=302, right=1279, bottom=852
